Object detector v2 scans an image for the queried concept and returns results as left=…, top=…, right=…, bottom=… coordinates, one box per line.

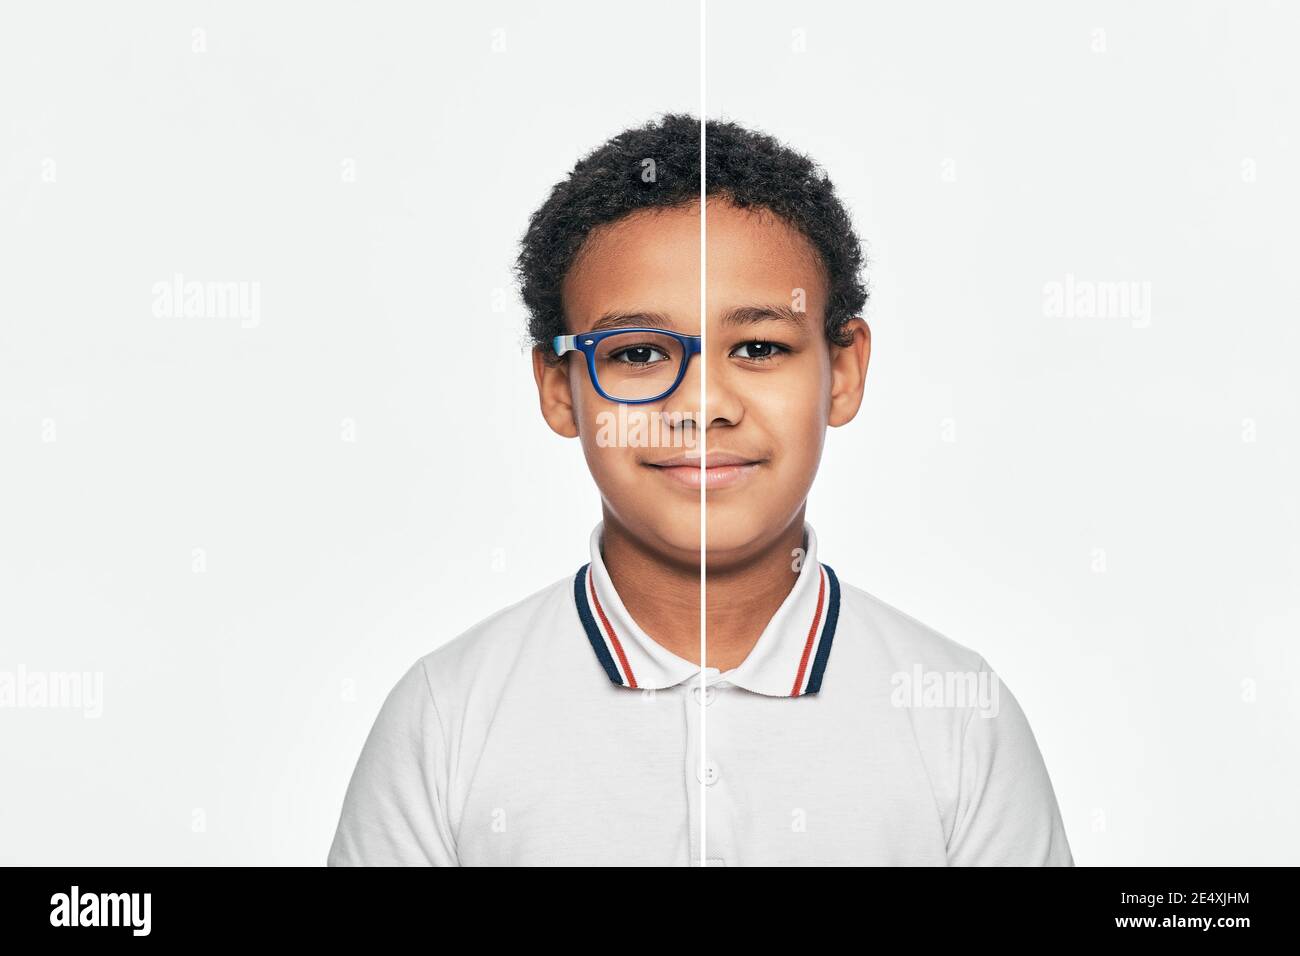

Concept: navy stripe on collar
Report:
left=573, top=563, right=623, bottom=686
left=803, top=563, right=841, bottom=695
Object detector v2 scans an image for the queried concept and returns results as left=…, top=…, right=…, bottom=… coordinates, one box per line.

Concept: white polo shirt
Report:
left=328, top=522, right=1073, bottom=866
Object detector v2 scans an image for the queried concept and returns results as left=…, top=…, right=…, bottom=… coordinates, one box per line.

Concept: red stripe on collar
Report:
left=789, top=566, right=827, bottom=697
left=588, top=570, right=639, bottom=689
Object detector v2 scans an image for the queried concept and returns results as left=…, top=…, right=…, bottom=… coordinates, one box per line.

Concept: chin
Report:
left=620, top=506, right=703, bottom=562
left=703, top=518, right=779, bottom=565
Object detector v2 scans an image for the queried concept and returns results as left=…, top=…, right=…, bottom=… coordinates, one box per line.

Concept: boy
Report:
left=328, top=113, right=1073, bottom=866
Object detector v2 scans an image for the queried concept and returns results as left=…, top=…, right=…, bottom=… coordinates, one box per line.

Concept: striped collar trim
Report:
left=573, top=524, right=700, bottom=689
left=572, top=523, right=841, bottom=698
left=721, top=528, right=841, bottom=697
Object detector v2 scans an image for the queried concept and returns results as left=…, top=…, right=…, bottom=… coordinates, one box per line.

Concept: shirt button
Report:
left=692, top=685, right=716, bottom=705
left=697, top=760, right=720, bottom=786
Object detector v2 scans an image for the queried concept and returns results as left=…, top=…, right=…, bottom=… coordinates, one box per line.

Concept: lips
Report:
left=643, top=451, right=765, bottom=490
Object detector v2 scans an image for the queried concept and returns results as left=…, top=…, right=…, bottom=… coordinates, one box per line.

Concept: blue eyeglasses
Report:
left=553, top=327, right=703, bottom=404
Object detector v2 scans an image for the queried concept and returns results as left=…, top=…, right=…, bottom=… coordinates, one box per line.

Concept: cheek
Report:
left=761, top=398, right=826, bottom=469
left=572, top=395, right=644, bottom=485
left=748, top=361, right=831, bottom=443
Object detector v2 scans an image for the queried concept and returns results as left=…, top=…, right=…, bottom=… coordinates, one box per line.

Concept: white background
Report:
left=2, top=0, right=1296, bottom=865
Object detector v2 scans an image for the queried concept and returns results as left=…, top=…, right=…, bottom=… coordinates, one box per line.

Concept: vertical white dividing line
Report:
left=697, top=0, right=708, bottom=870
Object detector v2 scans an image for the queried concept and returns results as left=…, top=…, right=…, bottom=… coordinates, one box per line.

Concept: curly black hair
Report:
left=515, top=112, right=867, bottom=353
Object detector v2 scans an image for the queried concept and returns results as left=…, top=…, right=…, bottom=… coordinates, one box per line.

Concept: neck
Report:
left=599, top=509, right=808, bottom=671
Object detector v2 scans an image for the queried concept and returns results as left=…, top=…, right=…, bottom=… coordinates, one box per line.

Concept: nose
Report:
left=703, top=355, right=743, bottom=428
left=657, top=346, right=743, bottom=430
left=658, top=349, right=701, bottom=434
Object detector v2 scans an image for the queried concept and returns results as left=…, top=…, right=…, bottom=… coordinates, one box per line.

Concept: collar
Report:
left=572, top=522, right=841, bottom=697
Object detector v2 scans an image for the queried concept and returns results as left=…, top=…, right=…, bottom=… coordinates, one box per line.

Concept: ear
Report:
left=828, top=318, right=871, bottom=427
left=532, top=346, right=580, bottom=438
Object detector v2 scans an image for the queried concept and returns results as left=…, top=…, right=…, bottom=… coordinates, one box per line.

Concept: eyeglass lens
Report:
left=591, top=330, right=686, bottom=401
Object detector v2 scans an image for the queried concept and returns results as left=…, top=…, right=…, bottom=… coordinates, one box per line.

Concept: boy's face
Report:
left=533, top=198, right=870, bottom=570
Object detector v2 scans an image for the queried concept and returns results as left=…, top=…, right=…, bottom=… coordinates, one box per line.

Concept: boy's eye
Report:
left=730, top=340, right=788, bottom=361
left=610, top=344, right=671, bottom=365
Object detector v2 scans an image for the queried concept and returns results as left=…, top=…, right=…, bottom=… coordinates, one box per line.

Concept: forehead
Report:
left=561, top=199, right=827, bottom=329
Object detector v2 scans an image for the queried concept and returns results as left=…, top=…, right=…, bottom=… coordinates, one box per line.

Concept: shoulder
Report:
left=424, top=570, right=575, bottom=665
left=394, top=571, right=580, bottom=712
left=832, top=575, right=990, bottom=675
left=353, top=571, right=579, bottom=771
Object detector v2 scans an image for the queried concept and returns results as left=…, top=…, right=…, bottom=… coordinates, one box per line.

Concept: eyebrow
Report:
left=588, top=310, right=677, bottom=332
left=721, top=304, right=809, bottom=329
left=586, top=304, right=809, bottom=333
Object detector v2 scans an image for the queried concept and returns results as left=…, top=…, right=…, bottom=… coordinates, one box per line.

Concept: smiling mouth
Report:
left=643, top=453, right=765, bottom=490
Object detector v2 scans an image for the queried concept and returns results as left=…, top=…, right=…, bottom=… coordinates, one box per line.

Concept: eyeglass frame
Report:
left=552, top=327, right=703, bottom=404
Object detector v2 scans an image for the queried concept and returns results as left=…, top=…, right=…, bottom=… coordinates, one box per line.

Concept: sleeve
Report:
left=327, top=657, right=459, bottom=866
left=945, top=658, right=1073, bottom=866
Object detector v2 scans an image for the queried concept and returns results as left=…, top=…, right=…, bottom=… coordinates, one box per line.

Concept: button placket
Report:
left=697, top=758, right=720, bottom=786
left=689, top=668, right=731, bottom=864
left=698, top=673, right=733, bottom=866
left=681, top=682, right=704, bottom=865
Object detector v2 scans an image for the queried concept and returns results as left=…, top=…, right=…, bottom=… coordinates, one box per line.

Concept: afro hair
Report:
left=515, top=112, right=867, bottom=352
